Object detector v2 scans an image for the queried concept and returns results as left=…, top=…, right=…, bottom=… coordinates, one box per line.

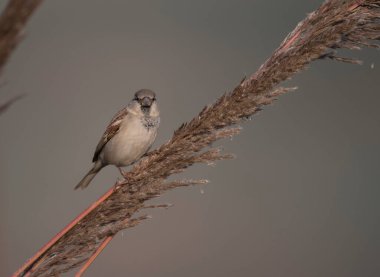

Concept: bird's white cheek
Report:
left=150, top=103, right=160, bottom=117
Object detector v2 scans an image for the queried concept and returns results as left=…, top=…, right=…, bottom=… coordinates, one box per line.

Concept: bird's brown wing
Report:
left=92, top=107, right=128, bottom=162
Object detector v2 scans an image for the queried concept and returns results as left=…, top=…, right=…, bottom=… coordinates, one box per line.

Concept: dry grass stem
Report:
left=0, top=0, right=43, bottom=73
left=0, top=0, right=43, bottom=114
left=14, top=0, right=380, bottom=276
left=0, top=94, right=24, bottom=115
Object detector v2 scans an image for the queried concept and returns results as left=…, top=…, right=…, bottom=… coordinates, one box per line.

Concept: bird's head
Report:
left=130, top=89, right=159, bottom=117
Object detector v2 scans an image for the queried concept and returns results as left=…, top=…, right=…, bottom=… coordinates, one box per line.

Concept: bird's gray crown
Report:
left=134, top=89, right=156, bottom=100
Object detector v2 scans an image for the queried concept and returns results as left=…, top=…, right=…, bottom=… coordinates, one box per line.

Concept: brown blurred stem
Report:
left=13, top=0, right=380, bottom=276
left=0, top=0, right=43, bottom=114
left=0, top=94, right=24, bottom=115
left=0, top=0, right=43, bottom=73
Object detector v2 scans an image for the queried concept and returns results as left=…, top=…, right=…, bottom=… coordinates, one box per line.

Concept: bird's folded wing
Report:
left=92, top=107, right=128, bottom=162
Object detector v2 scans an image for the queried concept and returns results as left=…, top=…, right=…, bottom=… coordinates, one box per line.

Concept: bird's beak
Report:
left=141, top=97, right=153, bottom=107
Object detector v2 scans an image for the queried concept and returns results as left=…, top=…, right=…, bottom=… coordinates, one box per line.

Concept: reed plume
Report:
left=0, top=0, right=43, bottom=114
left=13, top=0, right=380, bottom=276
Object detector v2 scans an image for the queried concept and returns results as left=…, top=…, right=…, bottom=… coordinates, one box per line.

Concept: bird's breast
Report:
left=101, top=115, right=158, bottom=166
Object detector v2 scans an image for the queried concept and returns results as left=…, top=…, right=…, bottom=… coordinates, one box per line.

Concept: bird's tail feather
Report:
left=75, top=161, right=103, bottom=190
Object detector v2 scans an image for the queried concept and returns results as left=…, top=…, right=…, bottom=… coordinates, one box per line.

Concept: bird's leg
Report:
left=118, top=167, right=128, bottom=178
left=114, top=167, right=128, bottom=191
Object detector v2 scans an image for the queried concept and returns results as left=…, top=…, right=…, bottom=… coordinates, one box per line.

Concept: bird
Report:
left=75, top=89, right=160, bottom=190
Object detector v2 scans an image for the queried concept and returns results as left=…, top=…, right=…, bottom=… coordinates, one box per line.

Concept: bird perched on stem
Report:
left=75, top=89, right=160, bottom=190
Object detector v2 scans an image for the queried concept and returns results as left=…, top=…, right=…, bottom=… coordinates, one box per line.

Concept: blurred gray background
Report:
left=1, top=0, right=379, bottom=276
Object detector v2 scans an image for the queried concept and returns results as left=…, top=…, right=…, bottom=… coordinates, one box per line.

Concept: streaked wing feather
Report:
left=92, top=107, right=129, bottom=162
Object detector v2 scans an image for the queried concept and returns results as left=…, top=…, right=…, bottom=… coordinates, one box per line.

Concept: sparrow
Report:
left=75, top=89, right=160, bottom=189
